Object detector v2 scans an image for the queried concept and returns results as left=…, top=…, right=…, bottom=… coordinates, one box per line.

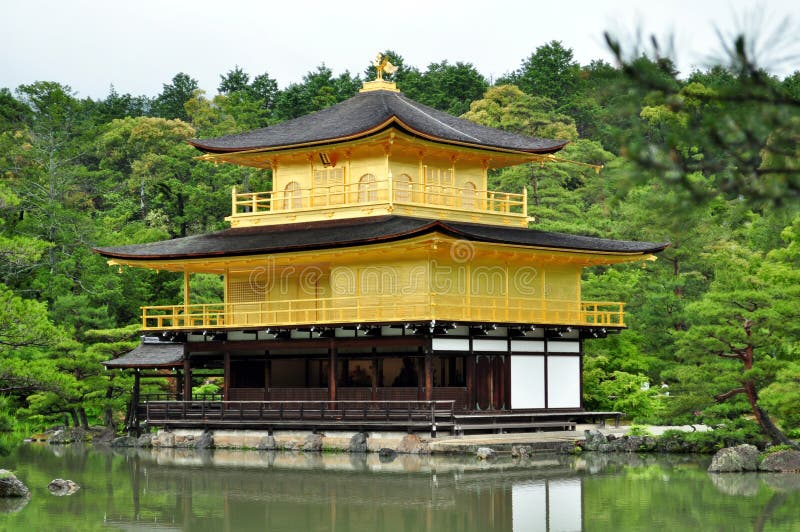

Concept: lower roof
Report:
left=102, top=342, right=185, bottom=368
left=94, top=215, right=669, bottom=261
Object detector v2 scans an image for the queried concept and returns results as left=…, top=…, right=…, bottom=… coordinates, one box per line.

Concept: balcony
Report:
left=140, top=295, right=625, bottom=331
left=227, top=178, right=528, bottom=228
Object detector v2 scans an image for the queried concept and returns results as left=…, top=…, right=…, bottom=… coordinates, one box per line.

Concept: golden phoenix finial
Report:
left=372, top=53, right=398, bottom=81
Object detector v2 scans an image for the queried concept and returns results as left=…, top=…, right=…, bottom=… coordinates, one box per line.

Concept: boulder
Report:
left=153, top=431, right=175, bottom=448
left=378, top=448, right=397, bottom=462
left=137, top=433, right=154, bottom=448
left=511, top=445, right=532, bottom=459
left=47, top=479, right=80, bottom=496
left=759, top=450, right=800, bottom=472
left=349, top=432, right=369, bottom=453
left=91, top=427, right=116, bottom=445
left=396, top=434, right=429, bottom=454
left=708, top=444, right=760, bottom=472
left=583, top=429, right=608, bottom=451
left=48, top=427, right=87, bottom=445
left=0, top=470, right=29, bottom=498
left=476, top=447, right=496, bottom=460
left=302, top=433, right=324, bottom=452
left=194, top=430, right=214, bottom=450
left=257, top=435, right=276, bottom=451
left=111, top=436, right=138, bottom=448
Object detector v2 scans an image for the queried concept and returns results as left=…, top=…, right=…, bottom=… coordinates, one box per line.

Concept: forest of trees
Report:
left=0, top=37, right=798, bottom=448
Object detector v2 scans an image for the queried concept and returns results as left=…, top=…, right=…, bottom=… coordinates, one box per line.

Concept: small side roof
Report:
left=188, top=90, right=568, bottom=155
left=102, top=342, right=185, bottom=368
left=95, top=215, right=669, bottom=261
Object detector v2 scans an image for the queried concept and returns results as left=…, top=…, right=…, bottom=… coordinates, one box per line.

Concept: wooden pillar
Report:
left=466, top=356, right=474, bottom=411
left=175, top=369, right=182, bottom=400
left=371, top=349, right=378, bottom=402
left=328, top=344, right=337, bottom=403
left=264, top=351, right=271, bottom=401
left=182, top=357, right=192, bottom=401
left=424, top=350, right=433, bottom=402
left=223, top=351, right=231, bottom=402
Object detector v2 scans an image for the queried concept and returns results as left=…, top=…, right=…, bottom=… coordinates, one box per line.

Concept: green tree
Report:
left=152, top=72, right=199, bottom=122
left=502, top=41, right=581, bottom=107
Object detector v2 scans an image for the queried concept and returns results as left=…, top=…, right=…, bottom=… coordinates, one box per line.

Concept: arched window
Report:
left=394, top=174, right=413, bottom=202
left=461, top=181, right=477, bottom=210
left=283, top=181, right=302, bottom=210
left=358, top=174, right=377, bottom=202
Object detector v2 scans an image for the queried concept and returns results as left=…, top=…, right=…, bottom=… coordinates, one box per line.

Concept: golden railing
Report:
left=141, top=295, right=624, bottom=330
left=230, top=180, right=526, bottom=217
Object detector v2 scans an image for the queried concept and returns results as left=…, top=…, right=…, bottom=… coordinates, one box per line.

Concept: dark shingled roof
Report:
left=95, top=216, right=669, bottom=260
left=189, top=90, right=568, bottom=154
left=102, top=342, right=185, bottom=368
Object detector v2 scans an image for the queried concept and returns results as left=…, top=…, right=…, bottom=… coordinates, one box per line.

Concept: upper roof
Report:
left=189, top=90, right=568, bottom=155
left=95, top=215, right=669, bottom=261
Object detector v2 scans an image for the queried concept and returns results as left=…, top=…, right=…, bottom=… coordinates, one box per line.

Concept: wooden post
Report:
left=223, top=351, right=231, bottom=402
left=328, top=344, right=337, bottom=404
left=424, top=350, right=433, bottom=402
left=183, top=357, right=192, bottom=401
left=371, top=349, right=378, bottom=402
left=264, top=352, right=271, bottom=401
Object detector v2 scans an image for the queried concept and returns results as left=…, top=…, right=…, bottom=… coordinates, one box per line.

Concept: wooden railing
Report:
left=141, top=400, right=456, bottom=433
left=231, top=180, right=526, bottom=217
left=141, top=295, right=624, bottom=330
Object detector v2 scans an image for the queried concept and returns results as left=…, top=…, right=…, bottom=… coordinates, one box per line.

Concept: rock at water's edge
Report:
left=0, top=470, right=30, bottom=498
left=194, top=430, right=214, bottom=450
left=349, top=432, right=369, bottom=453
left=583, top=429, right=608, bottom=451
left=759, top=450, right=800, bottom=472
left=708, top=444, right=760, bottom=472
left=396, top=434, right=429, bottom=455
left=476, top=447, right=496, bottom=460
left=302, top=433, right=324, bottom=452
left=378, top=448, right=397, bottom=462
left=48, top=479, right=80, bottom=496
left=257, top=435, right=276, bottom=451
left=111, top=436, right=138, bottom=448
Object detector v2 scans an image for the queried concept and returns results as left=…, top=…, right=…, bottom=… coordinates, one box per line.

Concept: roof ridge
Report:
left=393, top=94, right=482, bottom=143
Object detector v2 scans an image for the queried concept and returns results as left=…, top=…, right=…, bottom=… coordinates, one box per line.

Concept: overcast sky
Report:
left=2, top=0, right=797, bottom=99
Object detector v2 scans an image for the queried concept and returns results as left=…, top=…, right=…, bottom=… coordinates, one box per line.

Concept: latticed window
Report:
left=358, top=173, right=377, bottom=202
left=313, top=167, right=344, bottom=206
left=283, top=181, right=302, bottom=210
left=228, top=274, right=266, bottom=304
left=394, top=173, right=413, bottom=202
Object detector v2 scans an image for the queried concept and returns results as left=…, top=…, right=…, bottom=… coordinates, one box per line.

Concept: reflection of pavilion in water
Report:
left=114, top=450, right=583, bottom=532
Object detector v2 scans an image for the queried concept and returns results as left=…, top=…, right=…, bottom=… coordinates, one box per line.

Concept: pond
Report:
left=1, top=444, right=799, bottom=531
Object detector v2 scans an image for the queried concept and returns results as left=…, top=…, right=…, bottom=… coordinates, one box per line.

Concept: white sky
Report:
left=1, top=0, right=797, bottom=99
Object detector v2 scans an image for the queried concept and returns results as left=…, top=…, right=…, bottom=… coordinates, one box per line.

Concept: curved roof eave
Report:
left=94, top=216, right=670, bottom=262
left=187, top=90, right=569, bottom=156
left=189, top=119, right=568, bottom=157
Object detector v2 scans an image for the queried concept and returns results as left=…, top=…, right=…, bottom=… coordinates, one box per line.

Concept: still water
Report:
left=2, top=444, right=800, bottom=531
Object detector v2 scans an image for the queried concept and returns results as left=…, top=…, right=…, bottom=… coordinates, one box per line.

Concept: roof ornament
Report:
left=372, top=53, right=398, bottom=81
left=360, top=53, right=401, bottom=93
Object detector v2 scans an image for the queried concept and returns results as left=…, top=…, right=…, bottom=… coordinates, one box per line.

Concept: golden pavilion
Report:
left=98, top=59, right=667, bottom=435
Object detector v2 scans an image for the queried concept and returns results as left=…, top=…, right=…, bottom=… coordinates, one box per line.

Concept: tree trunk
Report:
left=104, top=381, right=114, bottom=428
left=78, top=406, right=89, bottom=429
left=69, top=409, right=80, bottom=427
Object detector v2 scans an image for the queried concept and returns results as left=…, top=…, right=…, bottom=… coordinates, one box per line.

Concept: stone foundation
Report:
left=147, top=429, right=432, bottom=453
